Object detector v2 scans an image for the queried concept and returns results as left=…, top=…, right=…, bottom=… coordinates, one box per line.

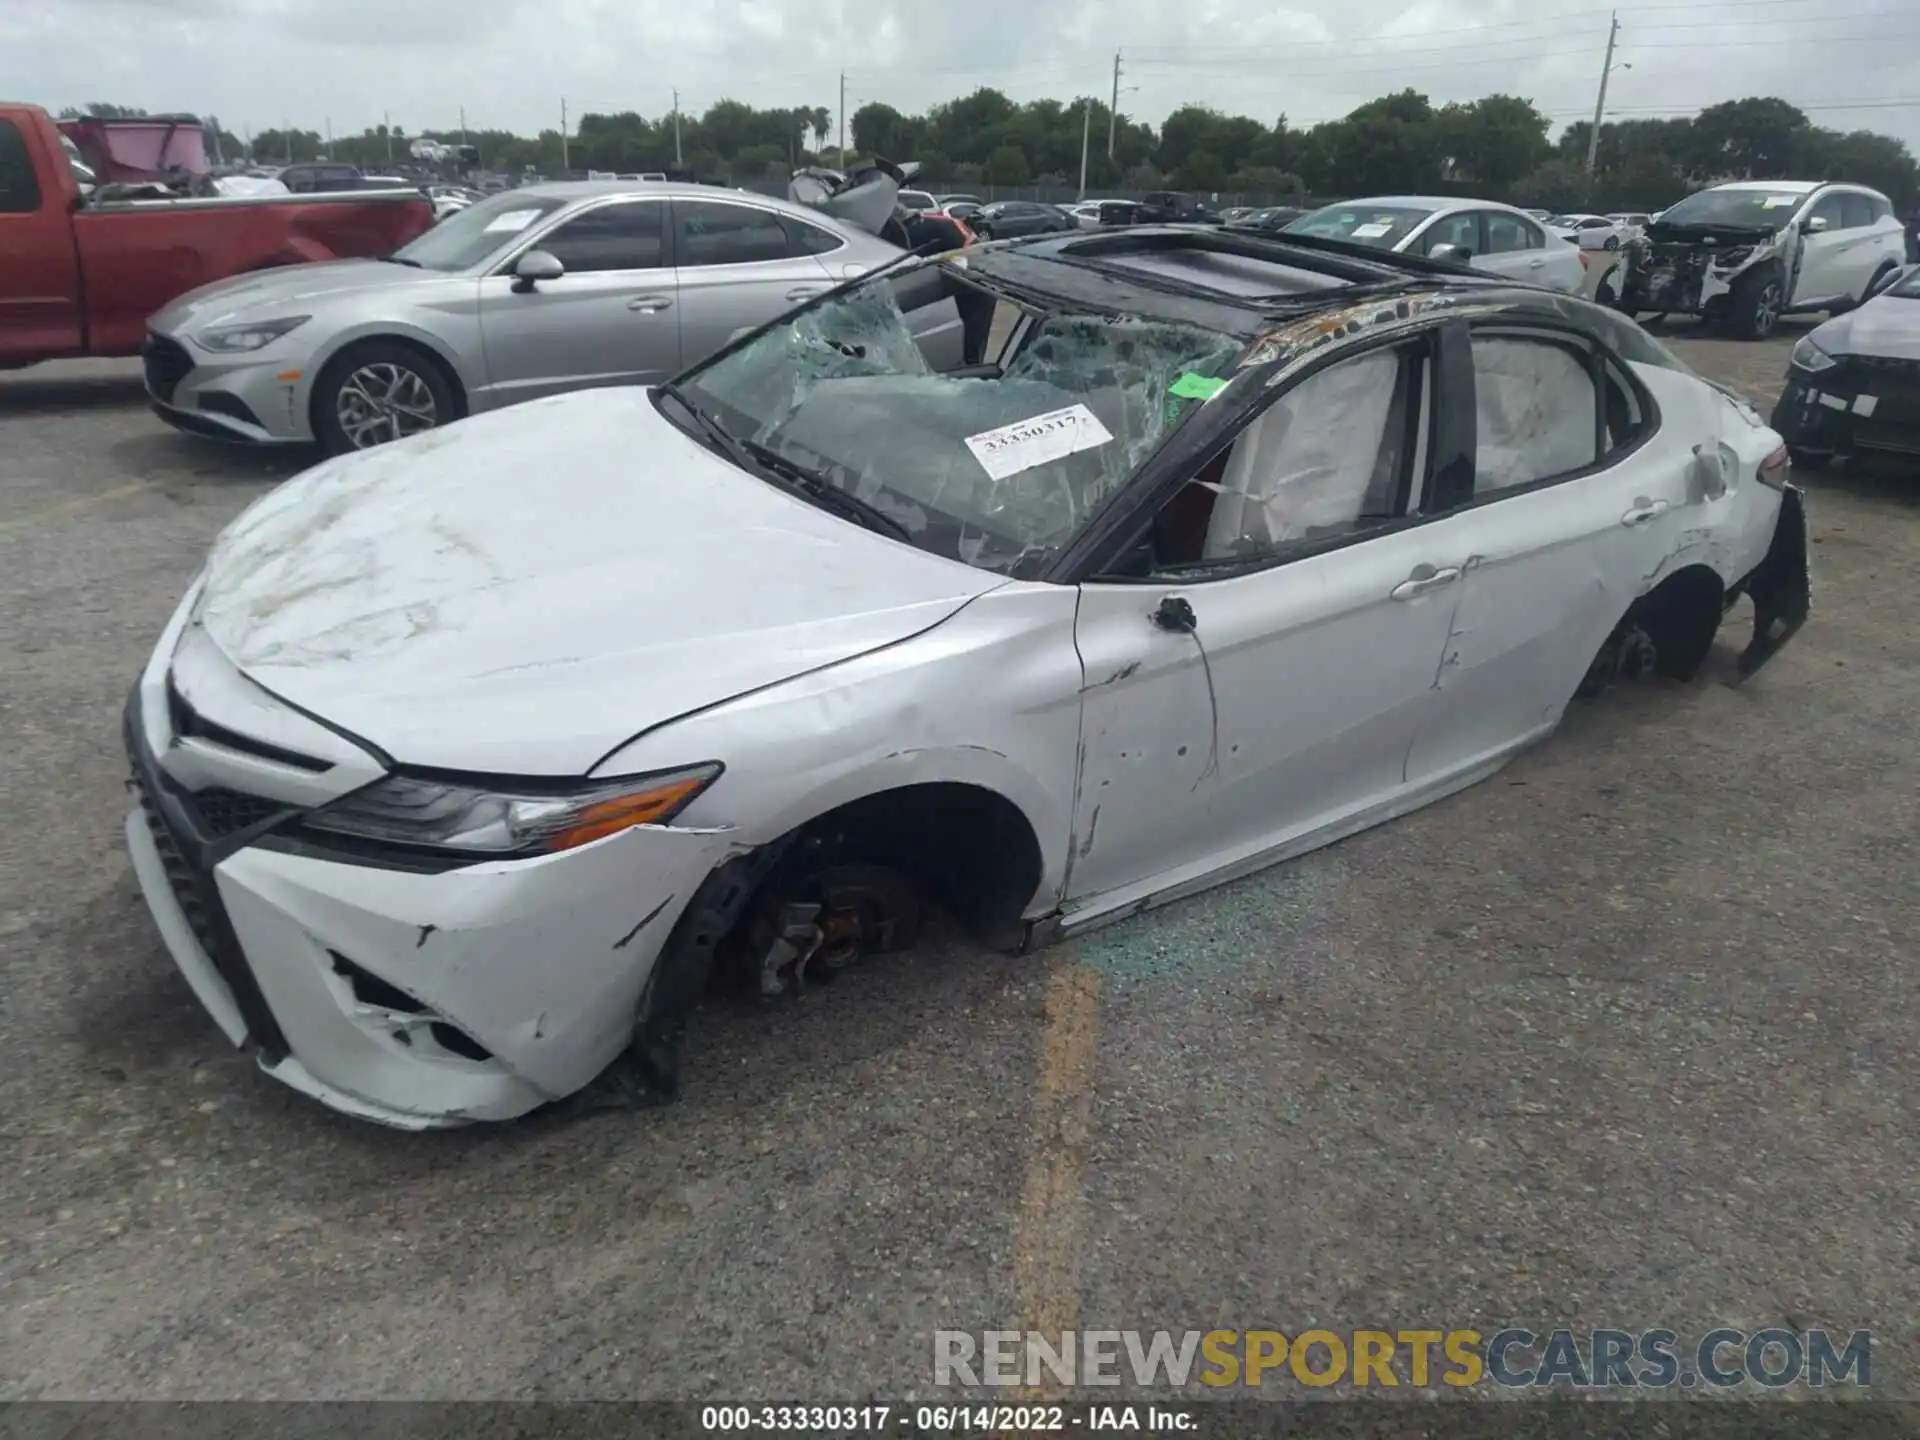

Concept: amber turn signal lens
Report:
left=544, top=777, right=712, bottom=851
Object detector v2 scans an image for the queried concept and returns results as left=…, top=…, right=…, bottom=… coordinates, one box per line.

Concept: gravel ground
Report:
left=1, top=325, right=1915, bottom=1403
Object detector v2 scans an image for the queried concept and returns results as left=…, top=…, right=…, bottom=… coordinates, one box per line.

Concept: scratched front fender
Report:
left=210, top=822, right=735, bottom=1124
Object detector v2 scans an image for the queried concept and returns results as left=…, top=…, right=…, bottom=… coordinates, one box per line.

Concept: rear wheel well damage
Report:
left=576, top=783, right=1045, bottom=1112
left=1579, top=564, right=1727, bottom=695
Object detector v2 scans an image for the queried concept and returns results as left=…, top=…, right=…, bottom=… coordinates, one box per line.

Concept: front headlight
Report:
left=1790, top=335, right=1837, bottom=373
left=302, top=762, right=722, bottom=856
left=192, top=315, right=311, bottom=353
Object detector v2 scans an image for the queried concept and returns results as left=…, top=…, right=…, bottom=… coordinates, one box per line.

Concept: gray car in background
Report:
left=141, top=182, right=914, bottom=453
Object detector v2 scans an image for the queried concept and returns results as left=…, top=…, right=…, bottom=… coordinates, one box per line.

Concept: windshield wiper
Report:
left=657, top=385, right=912, bottom=542
left=738, top=437, right=914, bottom=542
left=658, top=380, right=756, bottom=464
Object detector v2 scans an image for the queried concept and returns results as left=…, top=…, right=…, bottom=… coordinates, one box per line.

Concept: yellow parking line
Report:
left=0, top=480, right=152, bottom=535
left=1009, top=952, right=1104, bottom=1400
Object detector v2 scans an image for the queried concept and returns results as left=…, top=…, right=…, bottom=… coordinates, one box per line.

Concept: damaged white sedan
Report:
left=124, top=224, right=1811, bottom=1128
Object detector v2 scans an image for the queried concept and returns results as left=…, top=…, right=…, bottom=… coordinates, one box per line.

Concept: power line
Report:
left=1122, top=0, right=1844, bottom=52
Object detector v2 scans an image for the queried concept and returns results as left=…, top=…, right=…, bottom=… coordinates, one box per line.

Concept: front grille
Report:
left=134, top=768, right=222, bottom=962
left=187, top=788, right=288, bottom=839
left=125, top=693, right=292, bottom=1063
left=1831, top=356, right=1920, bottom=454
left=1849, top=354, right=1920, bottom=385
left=141, top=332, right=193, bottom=403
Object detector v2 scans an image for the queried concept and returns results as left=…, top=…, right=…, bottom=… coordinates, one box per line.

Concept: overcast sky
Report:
left=4, top=0, right=1917, bottom=150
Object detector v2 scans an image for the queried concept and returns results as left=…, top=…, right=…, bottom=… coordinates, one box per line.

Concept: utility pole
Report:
left=324, top=116, right=332, bottom=155
left=1078, top=99, right=1091, bottom=200
left=384, top=110, right=393, bottom=164
left=672, top=88, right=683, bottom=166
left=838, top=71, right=847, bottom=165
left=560, top=98, right=570, bottom=172
left=282, top=118, right=291, bottom=165
left=1585, top=11, right=1619, bottom=175
left=459, top=105, right=467, bottom=147
left=1107, top=50, right=1122, bottom=159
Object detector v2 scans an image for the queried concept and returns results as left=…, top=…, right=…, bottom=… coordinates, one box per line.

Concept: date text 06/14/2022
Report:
left=698, top=1404, right=1196, bottom=1432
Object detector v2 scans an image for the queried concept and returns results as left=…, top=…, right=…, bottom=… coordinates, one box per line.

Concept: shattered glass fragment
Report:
left=682, top=275, right=1241, bottom=577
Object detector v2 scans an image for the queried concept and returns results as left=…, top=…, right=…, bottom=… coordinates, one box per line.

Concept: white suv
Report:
left=1625, top=180, right=1908, bottom=339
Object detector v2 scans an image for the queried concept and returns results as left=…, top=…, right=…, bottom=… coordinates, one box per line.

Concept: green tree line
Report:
left=60, top=90, right=1920, bottom=209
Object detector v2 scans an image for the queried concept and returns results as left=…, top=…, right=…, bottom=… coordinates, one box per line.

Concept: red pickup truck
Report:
left=1, top=102, right=433, bottom=368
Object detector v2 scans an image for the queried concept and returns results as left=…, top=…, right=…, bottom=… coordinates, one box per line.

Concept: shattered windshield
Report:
left=1655, top=189, right=1803, bottom=231
left=673, top=267, right=1244, bottom=578
left=1284, top=204, right=1432, bottom=249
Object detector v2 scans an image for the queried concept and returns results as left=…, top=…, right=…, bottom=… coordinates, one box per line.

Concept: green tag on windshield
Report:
left=1169, top=372, right=1228, bottom=401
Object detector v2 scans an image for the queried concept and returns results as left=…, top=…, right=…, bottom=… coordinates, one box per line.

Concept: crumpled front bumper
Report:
left=1770, top=362, right=1920, bottom=460
left=1733, top=482, right=1811, bottom=680
left=123, top=687, right=735, bottom=1129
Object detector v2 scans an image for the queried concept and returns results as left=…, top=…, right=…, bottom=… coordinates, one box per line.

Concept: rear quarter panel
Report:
left=70, top=194, right=434, bottom=356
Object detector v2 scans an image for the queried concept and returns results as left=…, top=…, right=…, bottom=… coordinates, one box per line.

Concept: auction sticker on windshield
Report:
left=1763, top=196, right=1799, bottom=209
left=484, top=209, right=542, bottom=233
left=965, top=404, right=1115, bottom=481
left=1351, top=222, right=1394, bottom=238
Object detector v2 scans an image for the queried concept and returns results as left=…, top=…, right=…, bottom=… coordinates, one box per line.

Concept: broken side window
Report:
left=1469, top=335, right=1599, bottom=493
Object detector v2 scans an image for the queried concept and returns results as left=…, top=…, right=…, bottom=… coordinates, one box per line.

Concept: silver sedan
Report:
left=141, top=181, right=911, bottom=454
left=1285, top=196, right=1586, bottom=294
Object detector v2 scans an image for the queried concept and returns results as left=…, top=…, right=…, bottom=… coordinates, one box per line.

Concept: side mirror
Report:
left=1430, top=242, right=1473, bottom=263
left=511, top=248, right=564, bottom=291
left=1805, top=215, right=1830, bottom=235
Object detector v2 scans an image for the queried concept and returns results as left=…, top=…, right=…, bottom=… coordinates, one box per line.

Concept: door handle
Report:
left=785, top=286, right=824, bottom=302
left=1529, top=258, right=1546, bottom=268
left=1390, top=565, right=1461, bottom=600
left=1621, top=498, right=1670, bottom=526
left=627, top=295, right=672, bottom=312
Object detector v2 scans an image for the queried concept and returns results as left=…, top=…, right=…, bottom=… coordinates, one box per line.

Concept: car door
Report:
left=670, top=196, right=841, bottom=369
left=475, top=196, right=676, bottom=407
left=1791, top=190, right=1858, bottom=306
left=1405, top=322, right=1688, bottom=784
left=1405, top=208, right=1478, bottom=262
left=1480, top=210, right=1569, bottom=288
left=0, top=116, right=82, bottom=363
left=1848, top=192, right=1907, bottom=292
left=1066, top=338, right=1463, bottom=918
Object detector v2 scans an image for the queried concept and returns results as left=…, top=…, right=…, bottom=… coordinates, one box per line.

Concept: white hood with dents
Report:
left=196, top=387, right=1005, bottom=776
